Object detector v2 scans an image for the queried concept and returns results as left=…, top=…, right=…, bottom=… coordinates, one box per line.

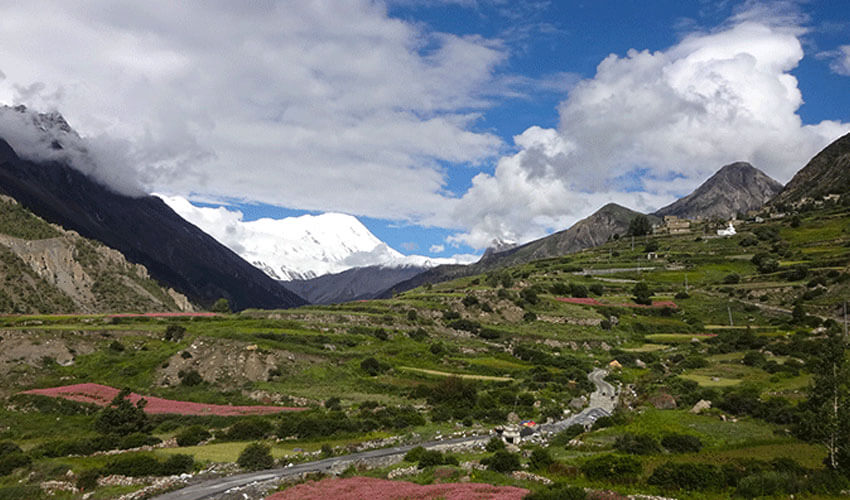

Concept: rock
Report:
left=506, top=412, right=520, bottom=424
left=635, top=359, right=647, bottom=369
left=649, top=393, right=677, bottom=410
left=569, top=396, right=587, bottom=410
left=690, top=400, right=712, bottom=414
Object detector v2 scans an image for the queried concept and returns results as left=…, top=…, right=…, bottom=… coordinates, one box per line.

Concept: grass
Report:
left=397, top=366, right=513, bottom=381
left=679, top=374, right=742, bottom=387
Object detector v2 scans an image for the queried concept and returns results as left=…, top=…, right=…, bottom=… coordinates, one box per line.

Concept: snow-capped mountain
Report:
left=158, top=195, right=467, bottom=281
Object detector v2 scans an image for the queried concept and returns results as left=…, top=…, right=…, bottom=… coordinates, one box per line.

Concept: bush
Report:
left=581, top=454, right=641, bottom=481
left=404, top=446, right=427, bottom=463
left=225, top=419, right=273, bottom=440
left=179, top=370, right=203, bottom=386
left=529, top=448, right=554, bottom=470
left=485, top=437, right=506, bottom=452
left=589, top=284, right=604, bottom=295
left=160, top=454, right=194, bottom=475
left=736, top=471, right=800, bottom=497
left=237, top=443, right=274, bottom=471
left=408, top=328, right=428, bottom=341
left=0, top=486, right=43, bottom=500
left=484, top=449, right=521, bottom=473
left=614, top=433, right=661, bottom=455
left=0, top=452, right=30, bottom=476
left=176, top=426, right=211, bottom=447
left=648, top=462, right=723, bottom=491
left=723, top=273, right=741, bottom=284
left=632, top=282, right=652, bottom=305
left=360, top=357, right=388, bottom=376
left=104, top=454, right=162, bottom=477
left=674, top=291, right=690, bottom=300
left=76, top=469, right=100, bottom=491
left=94, top=389, right=151, bottom=436
left=120, top=433, right=161, bottom=449
left=211, top=298, right=231, bottom=313
left=660, top=433, right=702, bottom=453
left=523, top=311, right=537, bottom=322
left=164, top=324, right=186, bottom=342
left=524, top=484, right=586, bottom=500
left=0, top=442, right=21, bottom=457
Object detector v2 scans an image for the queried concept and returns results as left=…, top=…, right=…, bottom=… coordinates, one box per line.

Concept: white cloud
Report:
left=823, top=45, right=850, bottom=76
left=447, top=17, right=849, bottom=248
left=0, top=1, right=505, bottom=221
left=429, top=244, right=445, bottom=253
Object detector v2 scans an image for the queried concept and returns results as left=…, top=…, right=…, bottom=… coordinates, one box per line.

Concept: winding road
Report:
left=154, top=369, right=617, bottom=500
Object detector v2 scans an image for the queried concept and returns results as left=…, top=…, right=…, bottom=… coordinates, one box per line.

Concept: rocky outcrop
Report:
left=655, top=162, right=783, bottom=219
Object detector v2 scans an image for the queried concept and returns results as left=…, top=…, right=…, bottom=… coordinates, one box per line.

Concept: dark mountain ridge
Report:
left=770, top=132, right=850, bottom=206
left=654, top=162, right=783, bottom=220
left=282, top=264, right=427, bottom=304
left=0, top=138, right=305, bottom=311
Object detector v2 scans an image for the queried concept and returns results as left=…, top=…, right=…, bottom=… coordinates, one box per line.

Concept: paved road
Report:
left=154, top=369, right=617, bottom=500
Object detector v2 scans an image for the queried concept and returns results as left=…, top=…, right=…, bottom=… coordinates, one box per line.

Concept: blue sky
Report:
left=1, top=0, right=848, bottom=263
left=233, top=0, right=850, bottom=257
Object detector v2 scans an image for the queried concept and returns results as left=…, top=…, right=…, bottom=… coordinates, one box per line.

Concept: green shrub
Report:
left=485, top=437, right=505, bottom=452
left=524, top=483, right=586, bottom=500
left=104, top=454, right=161, bottom=477
left=483, top=449, right=521, bottom=473
left=723, top=273, right=741, bottom=284
left=404, top=446, right=427, bottom=463
left=176, top=425, right=211, bottom=447
left=648, top=462, right=723, bottom=491
left=120, top=433, right=161, bottom=449
left=94, top=388, right=151, bottom=435
left=160, top=454, right=194, bottom=475
left=360, top=357, right=388, bottom=376
left=237, top=443, right=274, bottom=471
left=581, top=454, right=641, bottom=481
left=179, top=369, right=203, bottom=386
left=225, top=419, right=273, bottom=441
left=76, top=469, right=100, bottom=492
left=0, top=452, right=30, bottom=476
left=660, top=433, right=702, bottom=453
left=164, top=324, right=186, bottom=342
left=614, top=433, right=661, bottom=455
left=0, top=442, right=22, bottom=457
left=528, top=448, right=554, bottom=470
left=408, top=328, right=428, bottom=341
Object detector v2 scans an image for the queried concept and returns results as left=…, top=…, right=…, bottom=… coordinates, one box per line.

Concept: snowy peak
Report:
left=158, top=196, right=462, bottom=281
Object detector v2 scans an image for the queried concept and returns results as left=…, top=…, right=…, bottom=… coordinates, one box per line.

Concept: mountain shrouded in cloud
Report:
left=159, top=195, right=474, bottom=281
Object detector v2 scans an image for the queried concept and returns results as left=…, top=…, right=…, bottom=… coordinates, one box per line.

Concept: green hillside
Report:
left=0, top=200, right=848, bottom=499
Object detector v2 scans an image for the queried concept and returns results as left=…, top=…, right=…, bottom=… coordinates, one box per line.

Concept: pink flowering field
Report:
left=21, top=383, right=305, bottom=416
left=266, top=477, right=529, bottom=500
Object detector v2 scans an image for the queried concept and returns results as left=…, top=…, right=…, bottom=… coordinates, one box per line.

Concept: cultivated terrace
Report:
left=0, top=199, right=849, bottom=499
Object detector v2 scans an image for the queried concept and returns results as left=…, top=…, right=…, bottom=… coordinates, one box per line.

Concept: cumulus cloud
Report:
left=447, top=16, right=849, bottom=248
left=429, top=244, right=446, bottom=253
left=0, top=1, right=505, bottom=221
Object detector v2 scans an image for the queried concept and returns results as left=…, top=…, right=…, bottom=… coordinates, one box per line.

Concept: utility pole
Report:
left=844, top=301, right=847, bottom=342
left=685, top=275, right=689, bottom=293
left=631, top=235, right=634, bottom=251
left=727, top=305, right=734, bottom=327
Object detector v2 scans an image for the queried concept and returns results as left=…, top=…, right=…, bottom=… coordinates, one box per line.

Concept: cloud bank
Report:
left=0, top=2, right=847, bottom=254
left=447, top=19, right=849, bottom=248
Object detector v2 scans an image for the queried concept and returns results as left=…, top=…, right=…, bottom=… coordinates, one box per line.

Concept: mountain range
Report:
left=0, top=103, right=846, bottom=311
left=0, top=107, right=305, bottom=311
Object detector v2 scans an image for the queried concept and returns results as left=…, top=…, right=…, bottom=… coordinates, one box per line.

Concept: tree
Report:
left=628, top=215, right=652, bottom=236
left=795, top=328, right=850, bottom=473
left=632, top=281, right=652, bottom=306
left=94, top=388, right=151, bottom=436
left=211, top=298, right=231, bottom=313
left=237, top=442, right=274, bottom=470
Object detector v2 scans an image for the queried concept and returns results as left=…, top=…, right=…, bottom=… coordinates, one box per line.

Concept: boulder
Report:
left=690, top=399, right=712, bottom=414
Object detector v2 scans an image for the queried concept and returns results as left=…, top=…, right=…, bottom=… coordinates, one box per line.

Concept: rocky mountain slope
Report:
left=160, top=195, right=460, bottom=281
left=654, top=162, right=783, bottom=219
left=771, top=132, right=850, bottom=206
left=381, top=203, right=656, bottom=297
left=0, top=195, right=193, bottom=313
left=0, top=109, right=305, bottom=311
left=283, top=264, right=427, bottom=304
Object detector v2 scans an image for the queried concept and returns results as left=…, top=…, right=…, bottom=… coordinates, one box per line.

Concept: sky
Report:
left=0, top=0, right=848, bottom=261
